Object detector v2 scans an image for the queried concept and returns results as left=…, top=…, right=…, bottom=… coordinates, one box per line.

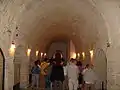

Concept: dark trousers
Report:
left=29, top=74, right=32, bottom=84
left=52, top=81, right=63, bottom=90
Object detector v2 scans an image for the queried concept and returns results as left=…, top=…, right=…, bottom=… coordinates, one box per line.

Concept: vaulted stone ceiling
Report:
left=1, top=0, right=109, bottom=52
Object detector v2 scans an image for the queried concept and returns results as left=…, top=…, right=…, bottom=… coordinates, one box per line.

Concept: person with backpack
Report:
left=31, top=60, right=41, bottom=89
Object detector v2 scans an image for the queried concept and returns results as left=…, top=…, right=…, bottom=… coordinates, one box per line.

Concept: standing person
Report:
left=31, top=60, right=41, bottom=89
left=82, top=64, right=97, bottom=90
left=77, top=61, right=84, bottom=90
left=50, top=52, right=65, bottom=90
left=63, top=62, right=68, bottom=90
left=67, top=58, right=79, bottom=90
left=29, top=63, right=33, bottom=86
left=43, top=58, right=52, bottom=90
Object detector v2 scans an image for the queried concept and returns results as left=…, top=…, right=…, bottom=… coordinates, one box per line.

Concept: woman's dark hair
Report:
left=54, top=52, right=62, bottom=66
left=77, top=61, right=82, bottom=66
left=55, top=52, right=61, bottom=59
left=86, top=64, right=90, bottom=68
left=35, top=60, right=40, bottom=65
left=34, top=61, right=38, bottom=66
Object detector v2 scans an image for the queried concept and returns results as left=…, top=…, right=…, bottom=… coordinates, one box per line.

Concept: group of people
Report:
left=30, top=52, right=97, bottom=90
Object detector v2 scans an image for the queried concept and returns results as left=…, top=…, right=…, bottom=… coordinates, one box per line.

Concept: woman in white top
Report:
left=63, top=63, right=68, bottom=90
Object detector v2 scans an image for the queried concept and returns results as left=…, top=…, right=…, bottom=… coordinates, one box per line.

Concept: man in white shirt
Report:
left=67, top=59, right=79, bottom=90
left=63, top=63, right=68, bottom=90
left=82, top=64, right=97, bottom=90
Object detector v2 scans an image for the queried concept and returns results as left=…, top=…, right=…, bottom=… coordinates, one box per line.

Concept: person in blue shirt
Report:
left=31, top=60, right=41, bottom=89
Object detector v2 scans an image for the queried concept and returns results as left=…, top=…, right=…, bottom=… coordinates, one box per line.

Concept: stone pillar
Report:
left=14, top=48, right=21, bottom=89
left=16, top=45, right=29, bottom=89
left=6, top=56, right=14, bottom=90
left=15, top=45, right=29, bottom=88
left=107, top=46, right=120, bottom=90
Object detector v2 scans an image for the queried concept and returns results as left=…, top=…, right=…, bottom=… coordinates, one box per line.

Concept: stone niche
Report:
left=93, top=48, right=107, bottom=89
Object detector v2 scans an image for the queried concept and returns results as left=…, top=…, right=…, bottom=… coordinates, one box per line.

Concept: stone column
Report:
left=5, top=56, right=14, bottom=90
left=17, top=45, right=29, bottom=89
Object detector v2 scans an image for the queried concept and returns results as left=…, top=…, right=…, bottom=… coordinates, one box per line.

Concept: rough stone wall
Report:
left=94, top=1, right=120, bottom=90
left=0, top=0, right=120, bottom=90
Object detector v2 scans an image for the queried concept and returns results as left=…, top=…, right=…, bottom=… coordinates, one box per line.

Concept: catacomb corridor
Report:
left=0, top=0, right=120, bottom=90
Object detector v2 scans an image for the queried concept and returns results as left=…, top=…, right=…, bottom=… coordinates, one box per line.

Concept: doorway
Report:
left=94, top=48, right=107, bottom=90
left=0, top=48, right=5, bottom=90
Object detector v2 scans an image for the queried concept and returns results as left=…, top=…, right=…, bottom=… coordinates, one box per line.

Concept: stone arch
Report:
left=0, top=48, right=5, bottom=90
left=93, top=48, right=107, bottom=89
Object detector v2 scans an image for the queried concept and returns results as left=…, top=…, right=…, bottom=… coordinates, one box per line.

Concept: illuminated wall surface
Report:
left=48, top=42, right=67, bottom=59
left=0, top=1, right=120, bottom=90
left=70, top=40, right=76, bottom=59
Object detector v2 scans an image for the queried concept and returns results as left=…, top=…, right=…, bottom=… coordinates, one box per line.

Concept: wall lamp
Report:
left=9, top=41, right=16, bottom=56
left=36, top=50, right=39, bottom=57
left=82, top=52, right=85, bottom=60
left=44, top=53, right=47, bottom=57
left=27, top=49, right=31, bottom=57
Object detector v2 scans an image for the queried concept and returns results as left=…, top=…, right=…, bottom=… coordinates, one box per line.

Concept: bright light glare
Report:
left=77, top=53, right=80, bottom=57
left=41, top=52, right=43, bottom=57
left=9, top=44, right=16, bottom=56
left=27, top=49, right=31, bottom=56
left=82, top=52, right=85, bottom=60
left=90, top=50, right=93, bottom=58
left=71, top=52, right=76, bottom=59
left=36, top=51, right=39, bottom=56
left=44, top=53, right=46, bottom=56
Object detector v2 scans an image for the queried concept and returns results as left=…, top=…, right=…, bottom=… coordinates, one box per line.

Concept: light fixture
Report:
left=44, top=53, right=47, bottom=57
left=90, top=50, right=94, bottom=65
left=27, top=49, right=31, bottom=56
left=36, top=50, right=39, bottom=57
left=61, top=54, right=63, bottom=58
left=90, top=50, right=93, bottom=58
left=41, top=52, right=43, bottom=57
left=82, top=52, right=85, bottom=60
left=77, top=53, right=80, bottom=58
left=9, top=41, right=16, bottom=56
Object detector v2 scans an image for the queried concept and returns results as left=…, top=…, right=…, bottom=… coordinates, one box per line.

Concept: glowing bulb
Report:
left=90, top=50, right=93, bottom=58
left=27, top=49, right=31, bottom=56
left=82, top=52, right=85, bottom=60
left=77, top=53, right=80, bottom=57
left=41, top=52, right=43, bottom=57
left=90, top=50, right=94, bottom=65
left=36, top=51, right=39, bottom=57
left=9, top=43, right=16, bottom=56
left=11, top=44, right=16, bottom=49
left=44, top=53, right=46, bottom=56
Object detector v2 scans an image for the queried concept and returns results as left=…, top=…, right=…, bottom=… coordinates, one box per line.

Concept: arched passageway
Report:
left=0, top=0, right=120, bottom=90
